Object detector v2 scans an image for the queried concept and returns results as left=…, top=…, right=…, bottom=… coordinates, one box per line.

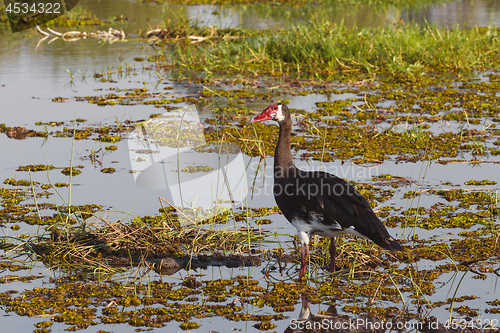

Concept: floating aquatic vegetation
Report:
left=464, top=179, right=497, bottom=186
left=3, top=179, right=40, bottom=186
left=1, top=174, right=499, bottom=331
left=61, top=167, right=82, bottom=176
left=99, top=136, right=121, bottom=143
left=17, top=164, right=55, bottom=172
left=100, top=168, right=115, bottom=174
left=180, top=165, right=213, bottom=173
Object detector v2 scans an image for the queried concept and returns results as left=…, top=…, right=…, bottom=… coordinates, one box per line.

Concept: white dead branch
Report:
left=36, top=26, right=125, bottom=44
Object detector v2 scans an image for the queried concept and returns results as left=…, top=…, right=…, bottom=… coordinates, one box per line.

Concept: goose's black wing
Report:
left=274, top=169, right=402, bottom=251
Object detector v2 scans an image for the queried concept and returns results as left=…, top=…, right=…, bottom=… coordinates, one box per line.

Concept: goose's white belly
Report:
left=291, top=215, right=367, bottom=245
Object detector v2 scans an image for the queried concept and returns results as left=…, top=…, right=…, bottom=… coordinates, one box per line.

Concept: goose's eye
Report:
left=273, top=107, right=277, bottom=110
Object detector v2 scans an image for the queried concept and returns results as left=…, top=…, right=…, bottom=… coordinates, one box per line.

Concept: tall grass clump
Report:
left=263, top=21, right=500, bottom=74
left=165, top=19, right=500, bottom=79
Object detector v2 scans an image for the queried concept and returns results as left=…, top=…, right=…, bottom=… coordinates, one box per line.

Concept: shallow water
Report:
left=1, top=0, right=500, bottom=332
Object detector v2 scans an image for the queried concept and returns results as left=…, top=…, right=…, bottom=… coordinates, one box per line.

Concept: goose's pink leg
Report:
left=329, top=238, right=336, bottom=272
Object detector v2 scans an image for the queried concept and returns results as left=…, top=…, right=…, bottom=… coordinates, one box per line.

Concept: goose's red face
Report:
left=251, top=104, right=282, bottom=123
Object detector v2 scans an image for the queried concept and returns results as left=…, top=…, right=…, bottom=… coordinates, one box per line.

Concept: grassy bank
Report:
left=160, top=21, right=500, bottom=80
left=0, top=6, right=110, bottom=34
left=139, top=0, right=452, bottom=7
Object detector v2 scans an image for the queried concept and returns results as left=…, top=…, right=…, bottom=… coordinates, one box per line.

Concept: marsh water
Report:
left=1, top=0, right=500, bottom=332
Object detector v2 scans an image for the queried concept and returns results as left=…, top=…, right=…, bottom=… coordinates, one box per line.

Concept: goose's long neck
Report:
left=274, top=118, right=295, bottom=179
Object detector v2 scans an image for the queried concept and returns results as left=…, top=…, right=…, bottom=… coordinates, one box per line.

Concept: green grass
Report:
left=139, top=0, right=452, bottom=7
left=161, top=21, right=500, bottom=80
left=0, top=5, right=110, bottom=34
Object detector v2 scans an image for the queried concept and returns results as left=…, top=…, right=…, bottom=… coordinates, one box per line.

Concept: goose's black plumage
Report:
left=251, top=103, right=403, bottom=278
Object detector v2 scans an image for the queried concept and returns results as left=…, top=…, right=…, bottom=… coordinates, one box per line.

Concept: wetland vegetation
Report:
left=1, top=0, right=500, bottom=331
